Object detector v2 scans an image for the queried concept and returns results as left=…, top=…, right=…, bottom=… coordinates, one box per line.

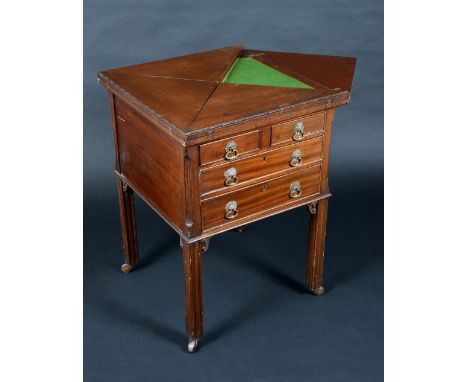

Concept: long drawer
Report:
left=200, top=136, right=323, bottom=196
left=201, top=165, right=322, bottom=231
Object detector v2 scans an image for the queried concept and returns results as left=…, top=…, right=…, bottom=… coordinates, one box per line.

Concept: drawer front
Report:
left=271, top=113, right=325, bottom=146
left=200, top=136, right=323, bottom=195
left=199, top=130, right=260, bottom=166
left=201, top=165, right=321, bottom=230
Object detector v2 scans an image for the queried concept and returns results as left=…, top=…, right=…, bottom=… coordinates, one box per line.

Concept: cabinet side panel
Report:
left=114, top=96, right=185, bottom=230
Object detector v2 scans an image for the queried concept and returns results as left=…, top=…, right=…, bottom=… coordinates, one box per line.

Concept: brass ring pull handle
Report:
left=224, top=141, right=239, bottom=160
left=224, top=167, right=238, bottom=186
left=225, top=201, right=238, bottom=219
left=290, top=149, right=303, bottom=167
left=289, top=181, right=302, bottom=198
left=292, top=122, right=305, bottom=141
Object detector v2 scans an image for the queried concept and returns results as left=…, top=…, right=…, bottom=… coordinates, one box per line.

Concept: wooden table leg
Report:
left=181, top=238, right=209, bottom=352
left=306, top=199, right=329, bottom=296
left=116, top=177, right=139, bottom=273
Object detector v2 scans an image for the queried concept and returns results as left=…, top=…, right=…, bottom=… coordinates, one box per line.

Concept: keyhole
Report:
left=263, top=155, right=266, bottom=161
left=262, top=185, right=267, bottom=191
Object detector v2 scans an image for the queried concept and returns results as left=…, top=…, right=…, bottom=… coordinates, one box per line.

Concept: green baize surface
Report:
left=222, top=58, right=312, bottom=89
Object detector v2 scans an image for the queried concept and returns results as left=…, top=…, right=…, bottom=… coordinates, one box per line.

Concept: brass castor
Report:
left=187, top=338, right=199, bottom=353
left=313, top=286, right=325, bottom=296
left=120, top=263, right=134, bottom=273
left=237, top=225, right=246, bottom=232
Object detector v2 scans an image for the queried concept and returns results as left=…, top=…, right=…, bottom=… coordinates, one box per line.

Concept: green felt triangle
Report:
left=222, top=58, right=313, bottom=89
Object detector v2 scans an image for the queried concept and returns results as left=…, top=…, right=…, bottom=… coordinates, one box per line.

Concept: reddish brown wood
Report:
left=199, top=130, right=260, bottom=166
left=271, top=112, right=325, bottom=146
left=108, top=92, right=122, bottom=172
left=182, top=239, right=205, bottom=346
left=306, top=198, right=329, bottom=294
left=116, top=177, right=139, bottom=271
left=245, top=49, right=357, bottom=92
left=183, top=145, right=202, bottom=238
left=319, top=109, right=337, bottom=194
left=106, top=45, right=243, bottom=82
left=200, top=136, right=323, bottom=195
left=105, top=72, right=217, bottom=131
left=114, top=97, right=186, bottom=231
left=202, top=193, right=331, bottom=238
left=201, top=165, right=322, bottom=231
left=98, top=48, right=354, bottom=145
left=180, top=93, right=347, bottom=145
left=259, top=125, right=272, bottom=149
left=190, top=84, right=338, bottom=131
left=98, top=46, right=356, bottom=351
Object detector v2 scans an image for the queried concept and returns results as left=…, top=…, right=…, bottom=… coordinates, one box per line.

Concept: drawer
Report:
left=199, top=130, right=260, bottom=166
left=201, top=165, right=321, bottom=230
left=200, top=136, right=323, bottom=195
left=271, top=113, right=325, bottom=146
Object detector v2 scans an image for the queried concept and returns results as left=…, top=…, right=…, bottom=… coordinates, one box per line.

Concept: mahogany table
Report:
left=97, top=46, right=356, bottom=352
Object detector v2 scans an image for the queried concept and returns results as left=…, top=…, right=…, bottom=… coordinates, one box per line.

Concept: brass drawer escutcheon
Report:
left=292, top=122, right=305, bottom=141
left=224, top=167, right=238, bottom=186
left=224, top=200, right=238, bottom=219
left=224, top=141, right=239, bottom=160
left=289, top=181, right=302, bottom=198
left=290, top=149, right=302, bottom=167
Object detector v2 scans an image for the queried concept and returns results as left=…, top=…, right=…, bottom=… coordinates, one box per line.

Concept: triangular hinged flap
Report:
left=244, top=50, right=357, bottom=92
left=105, top=45, right=243, bottom=82
left=102, top=72, right=217, bottom=130
left=190, top=83, right=341, bottom=131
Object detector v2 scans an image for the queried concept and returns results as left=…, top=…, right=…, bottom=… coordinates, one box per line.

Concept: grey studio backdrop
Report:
left=84, top=1, right=383, bottom=381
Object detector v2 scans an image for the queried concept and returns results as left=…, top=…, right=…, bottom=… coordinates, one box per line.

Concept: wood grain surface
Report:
left=271, top=112, right=325, bottom=146
left=98, top=47, right=356, bottom=350
left=200, top=136, right=323, bottom=195
left=201, top=164, right=322, bottom=230
left=199, top=130, right=260, bottom=165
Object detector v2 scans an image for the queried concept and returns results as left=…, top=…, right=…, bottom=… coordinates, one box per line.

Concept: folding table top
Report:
left=98, top=45, right=356, bottom=139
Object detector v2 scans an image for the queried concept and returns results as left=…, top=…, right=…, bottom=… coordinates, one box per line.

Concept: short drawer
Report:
left=200, top=136, right=323, bottom=195
left=199, top=130, right=260, bottom=166
left=201, top=165, right=321, bottom=231
left=271, top=113, right=325, bottom=146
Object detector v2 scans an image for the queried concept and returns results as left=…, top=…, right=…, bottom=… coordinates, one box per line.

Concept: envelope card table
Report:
left=97, top=46, right=356, bottom=352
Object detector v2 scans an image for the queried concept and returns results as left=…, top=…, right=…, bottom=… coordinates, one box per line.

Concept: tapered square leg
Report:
left=306, top=199, right=329, bottom=295
left=181, top=238, right=209, bottom=352
left=116, top=177, right=139, bottom=273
